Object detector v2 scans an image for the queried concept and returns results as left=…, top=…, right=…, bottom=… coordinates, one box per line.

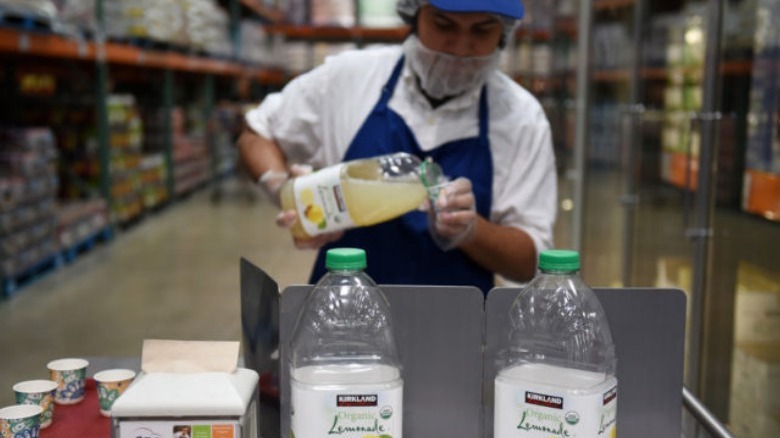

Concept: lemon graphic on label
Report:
left=304, top=204, right=325, bottom=225
left=300, top=188, right=314, bottom=205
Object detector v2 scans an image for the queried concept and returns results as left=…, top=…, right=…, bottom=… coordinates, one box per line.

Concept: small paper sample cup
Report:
left=13, top=380, right=57, bottom=429
left=94, top=369, right=136, bottom=417
left=0, top=404, right=43, bottom=438
left=47, top=358, right=89, bottom=405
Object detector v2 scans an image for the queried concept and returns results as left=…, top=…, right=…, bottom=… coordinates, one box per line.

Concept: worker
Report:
left=238, top=0, right=557, bottom=292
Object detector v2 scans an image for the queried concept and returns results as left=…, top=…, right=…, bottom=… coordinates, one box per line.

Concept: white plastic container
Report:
left=494, top=250, right=618, bottom=437
left=289, top=248, right=403, bottom=437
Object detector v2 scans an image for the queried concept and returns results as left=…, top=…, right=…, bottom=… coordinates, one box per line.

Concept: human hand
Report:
left=427, top=177, right=477, bottom=251
left=258, top=169, right=288, bottom=208
left=275, top=210, right=344, bottom=250
left=274, top=164, right=343, bottom=250
left=258, top=164, right=313, bottom=207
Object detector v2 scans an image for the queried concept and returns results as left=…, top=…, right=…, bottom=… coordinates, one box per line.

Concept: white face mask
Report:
left=402, top=34, right=500, bottom=100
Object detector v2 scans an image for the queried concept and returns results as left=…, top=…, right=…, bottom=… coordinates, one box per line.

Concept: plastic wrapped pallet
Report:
left=107, top=95, right=145, bottom=224
left=0, top=128, right=60, bottom=280
left=56, top=0, right=96, bottom=33
left=358, top=0, right=401, bottom=27
left=103, top=0, right=186, bottom=46
left=239, top=19, right=271, bottom=64
left=171, top=107, right=211, bottom=196
left=0, top=0, right=57, bottom=19
left=138, top=154, right=168, bottom=209
left=310, top=0, right=353, bottom=27
left=56, top=199, right=109, bottom=250
left=284, top=0, right=307, bottom=25
left=183, top=0, right=231, bottom=56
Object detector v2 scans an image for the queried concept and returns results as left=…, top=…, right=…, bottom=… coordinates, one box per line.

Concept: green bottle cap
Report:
left=539, top=249, right=580, bottom=271
left=326, top=248, right=367, bottom=270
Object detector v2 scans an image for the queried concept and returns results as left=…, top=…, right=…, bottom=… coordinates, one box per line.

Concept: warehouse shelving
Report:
left=267, top=23, right=408, bottom=42
left=0, top=0, right=288, bottom=295
left=238, top=0, right=284, bottom=23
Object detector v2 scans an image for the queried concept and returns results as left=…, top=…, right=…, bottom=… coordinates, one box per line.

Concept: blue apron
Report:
left=309, top=56, right=495, bottom=293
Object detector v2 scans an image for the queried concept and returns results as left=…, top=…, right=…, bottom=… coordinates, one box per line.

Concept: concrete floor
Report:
left=0, top=180, right=316, bottom=407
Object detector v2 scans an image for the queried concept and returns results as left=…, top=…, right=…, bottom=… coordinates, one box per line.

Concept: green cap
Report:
left=326, top=248, right=367, bottom=270
left=539, top=249, right=580, bottom=272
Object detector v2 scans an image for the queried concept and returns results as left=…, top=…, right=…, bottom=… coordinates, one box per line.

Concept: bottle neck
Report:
left=328, top=268, right=364, bottom=274
left=539, top=268, right=579, bottom=276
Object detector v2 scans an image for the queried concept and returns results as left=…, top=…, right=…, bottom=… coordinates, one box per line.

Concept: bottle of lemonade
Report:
left=494, top=250, right=618, bottom=438
left=290, top=248, right=403, bottom=438
left=279, top=152, right=434, bottom=239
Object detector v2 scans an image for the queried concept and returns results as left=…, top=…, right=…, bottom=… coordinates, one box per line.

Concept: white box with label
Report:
left=111, top=368, right=259, bottom=438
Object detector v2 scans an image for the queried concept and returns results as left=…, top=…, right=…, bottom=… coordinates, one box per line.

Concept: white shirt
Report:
left=246, top=45, right=557, bottom=255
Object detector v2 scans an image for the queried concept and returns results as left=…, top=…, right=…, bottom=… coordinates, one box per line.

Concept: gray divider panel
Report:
left=280, top=285, right=485, bottom=438
left=484, top=287, right=687, bottom=438
left=240, top=258, right=281, bottom=438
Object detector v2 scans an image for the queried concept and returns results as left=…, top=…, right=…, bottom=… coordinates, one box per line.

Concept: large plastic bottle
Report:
left=290, top=247, right=403, bottom=438
left=494, top=249, right=617, bottom=438
left=280, top=152, right=437, bottom=239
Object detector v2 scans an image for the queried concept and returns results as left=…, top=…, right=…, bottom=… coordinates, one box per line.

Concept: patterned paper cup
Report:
left=12, top=380, right=57, bottom=429
left=0, top=404, right=43, bottom=438
left=93, top=369, right=136, bottom=417
left=47, top=358, right=89, bottom=405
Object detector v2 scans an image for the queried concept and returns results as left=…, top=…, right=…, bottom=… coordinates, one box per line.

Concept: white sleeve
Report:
left=509, top=122, right=558, bottom=254
left=492, top=114, right=557, bottom=257
left=243, top=64, right=330, bottom=164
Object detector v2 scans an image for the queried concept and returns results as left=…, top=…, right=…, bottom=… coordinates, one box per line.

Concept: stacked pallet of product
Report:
left=357, top=0, right=402, bottom=27
left=139, top=153, right=168, bottom=209
left=134, top=107, right=170, bottom=210
left=172, top=107, right=211, bottom=197
left=55, top=198, right=110, bottom=262
left=239, top=19, right=272, bottom=65
left=108, top=94, right=145, bottom=224
left=309, top=0, right=353, bottom=26
left=659, top=6, right=704, bottom=192
left=57, top=0, right=232, bottom=56
left=0, top=128, right=60, bottom=292
left=0, top=0, right=57, bottom=24
left=55, top=0, right=95, bottom=33
left=183, top=0, right=232, bottom=57
left=55, top=105, right=103, bottom=200
left=285, top=0, right=401, bottom=28
left=743, top=0, right=780, bottom=221
left=102, top=0, right=188, bottom=47
left=657, top=3, right=742, bottom=205
left=211, top=104, right=241, bottom=178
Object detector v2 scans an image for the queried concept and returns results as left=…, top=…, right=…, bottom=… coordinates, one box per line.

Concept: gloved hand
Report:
left=257, top=163, right=314, bottom=207
left=275, top=211, right=344, bottom=250
left=257, top=171, right=287, bottom=208
left=272, top=164, right=344, bottom=250
left=426, top=177, right=477, bottom=251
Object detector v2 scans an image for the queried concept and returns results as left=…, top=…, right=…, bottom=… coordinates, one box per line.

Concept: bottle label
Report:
left=291, top=384, right=403, bottom=438
left=293, top=164, right=355, bottom=236
left=494, top=378, right=617, bottom=438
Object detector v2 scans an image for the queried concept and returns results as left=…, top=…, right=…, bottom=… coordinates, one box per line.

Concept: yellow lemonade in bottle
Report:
left=280, top=153, right=430, bottom=240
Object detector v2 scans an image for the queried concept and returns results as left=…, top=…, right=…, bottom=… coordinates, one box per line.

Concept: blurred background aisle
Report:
left=1, top=0, right=779, bottom=436
left=0, top=179, right=316, bottom=406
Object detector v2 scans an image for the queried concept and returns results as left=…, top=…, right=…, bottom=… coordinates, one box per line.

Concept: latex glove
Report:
left=257, top=169, right=288, bottom=208
left=427, top=177, right=477, bottom=251
left=275, top=210, right=344, bottom=250
left=274, top=164, right=344, bottom=250
left=257, top=164, right=313, bottom=207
